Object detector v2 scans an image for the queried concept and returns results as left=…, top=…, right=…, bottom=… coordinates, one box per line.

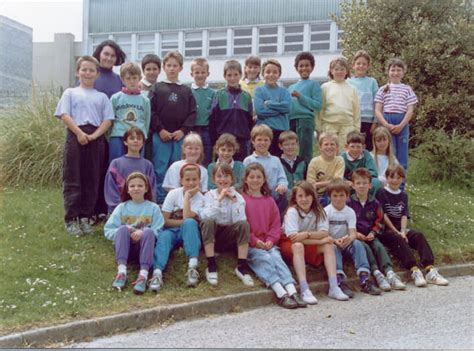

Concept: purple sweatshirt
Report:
left=94, top=67, right=123, bottom=98
left=104, top=155, right=156, bottom=210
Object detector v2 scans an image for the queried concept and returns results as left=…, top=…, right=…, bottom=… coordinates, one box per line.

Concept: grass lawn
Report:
left=0, top=182, right=473, bottom=335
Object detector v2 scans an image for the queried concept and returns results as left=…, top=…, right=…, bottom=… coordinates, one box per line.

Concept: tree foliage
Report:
left=336, top=0, right=473, bottom=142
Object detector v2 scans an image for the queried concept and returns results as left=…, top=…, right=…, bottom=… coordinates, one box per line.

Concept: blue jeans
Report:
left=152, top=132, right=184, bottom=203
left=335, top=240, right=371, bottom=277
left=195, top=126, right=212, bottom=167
left=383, top=112, right=409, bottom=170
left=109, top=136, right=144, bottom=163
left=247, top=246, right=295, bottom=287
left=153, top=218, right=202, bottom=271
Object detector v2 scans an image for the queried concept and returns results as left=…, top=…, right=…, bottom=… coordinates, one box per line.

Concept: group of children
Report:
left=55, top=48, right=448, bottom=308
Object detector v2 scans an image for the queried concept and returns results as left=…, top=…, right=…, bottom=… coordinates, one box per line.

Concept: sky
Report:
left=0, top=0, right=83, bottom=42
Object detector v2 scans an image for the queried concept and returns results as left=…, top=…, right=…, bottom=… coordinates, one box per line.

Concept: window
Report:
left=137, top=34, right=155, bottom=61
left=161, top=32, right=179, bottom=57
left=208, top=30, right=227, bottom=56
left=258, top=26, right=278, bottom=54
left=114, top=34, right=132, bottom=59
left=310, top=23, right=331, bottom=51
left=337, top=29, right=344, bottom=50
left=233, top=28, right=252, bottom=55
left=284, top=25, right=304, bottom=53
left=91, top=35, right=109, bottom=54
left=184, top=31, right=202, bottom=57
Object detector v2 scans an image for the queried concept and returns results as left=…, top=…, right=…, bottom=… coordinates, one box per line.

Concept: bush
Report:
left=0, top=90, right=64, bottom=186
left=412, top=129, right=474, bottom=188
left=337, top=0, right=474, bottom=143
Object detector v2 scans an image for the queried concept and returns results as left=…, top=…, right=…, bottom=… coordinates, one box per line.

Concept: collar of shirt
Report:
left=252, top=151, right=270, bottom=158
left=163, top=79, right=182, bottom=85
left=281, top=155, right=297, bottom=164
left=345, top=151, right=364, bottom=161
left=191, top=83, right=209, bottom=90
left=216, top=159, right=234, bottom=168
left=121, top=87, right=141, bottom=95
left=384, top=186, right=401, bottom=195
left=243, top=77, right=261, bottom=84
left=140, top=78, right=153, bottom=88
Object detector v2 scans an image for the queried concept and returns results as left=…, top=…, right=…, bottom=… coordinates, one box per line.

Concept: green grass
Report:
left=0, top=181, right=472, bottom=335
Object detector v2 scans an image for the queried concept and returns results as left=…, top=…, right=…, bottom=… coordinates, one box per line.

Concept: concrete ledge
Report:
left=1, top=263, right=472, bottom=348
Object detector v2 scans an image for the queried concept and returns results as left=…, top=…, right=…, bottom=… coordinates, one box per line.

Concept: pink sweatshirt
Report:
left=242, top=193, right=281, bottom=247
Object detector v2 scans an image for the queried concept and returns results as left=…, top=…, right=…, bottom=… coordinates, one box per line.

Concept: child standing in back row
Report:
left=288, top=52, right=322, bottom=163
left=317, top=57, right=360, bottom=145
left=150, top=51, right=196, bottom=203
left=347, top=50, right=379, bottom=151
left=55, top=56, right=114, bottom=236
left=374, top=58, right=418, bottom=170
left=240, top=55, right=265, bottom=98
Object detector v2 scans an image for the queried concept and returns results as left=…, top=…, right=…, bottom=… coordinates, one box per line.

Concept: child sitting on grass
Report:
left=200, top=163, right=253, bottom=287
left=376, top=164, right=449, bottom=287
left=104, top=172, right=164, bottom=295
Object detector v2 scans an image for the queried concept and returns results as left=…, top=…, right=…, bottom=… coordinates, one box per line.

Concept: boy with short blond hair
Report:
left=342, top=131, right=381, bottom=196
left=347, top=168, right=406, bottom=291
left=278, top=131, right=307, bottom=194
left=109, top=62, right=151, bottom=162
left=324, top=179, right=381, bottom=297
left=307, top=132, right=345, bottom=206
left=150, top=50, right=197, bottom=203
left=244, top=124, right=288, bottom=215
left=190, top=57, right=215, bottom=167
left=210, top=59, right=253, bottom=161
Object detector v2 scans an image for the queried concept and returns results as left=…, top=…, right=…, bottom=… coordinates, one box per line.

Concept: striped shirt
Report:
left=374, top=83, right=418, bottom=114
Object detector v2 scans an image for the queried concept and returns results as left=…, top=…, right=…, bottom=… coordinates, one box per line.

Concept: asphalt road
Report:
left=72, top=275, right=474, bottom=349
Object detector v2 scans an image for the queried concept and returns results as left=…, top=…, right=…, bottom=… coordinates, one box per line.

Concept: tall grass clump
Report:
left=412, top=129, right=474, bottom=189
left=0, top=90, right=64, bottom=186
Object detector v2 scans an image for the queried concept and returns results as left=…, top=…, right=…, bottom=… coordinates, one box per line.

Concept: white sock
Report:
left=153, top=268, right=162, bottom=277
left=285, top=283, right=297, bottom=296
left=139, top=269, right=149, bottom=279
left=373, top=269, right=383, bottom=277
left=189, top=257, right=198, bottom=268
left=271, top=282, right=287, bottom=298
left=118, top=264, right=127, bottom=274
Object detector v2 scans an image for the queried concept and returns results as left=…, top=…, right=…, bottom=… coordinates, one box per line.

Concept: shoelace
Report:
left=133, top=276, right=146, bottom=285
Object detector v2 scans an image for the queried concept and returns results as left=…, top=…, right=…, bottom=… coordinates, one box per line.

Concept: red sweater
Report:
left=242, top=193, right=281, bottom=247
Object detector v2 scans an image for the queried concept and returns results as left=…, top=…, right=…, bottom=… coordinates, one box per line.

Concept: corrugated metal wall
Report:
left=89, top=0, right=342, bottom=33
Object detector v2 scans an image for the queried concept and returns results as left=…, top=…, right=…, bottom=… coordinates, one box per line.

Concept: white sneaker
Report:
left=411, top=269, right=427, bottom=287
left=425, top=268, right=449, bottom=286
left=205, top=268, right=218, bottom=286
left=149, top=273, right=163, bottom=292
left=301, top=289, right=318, bottom=305
left=186, top=267, right=200, bottom=287
left=386, top=271, right=406, bottom=290
left=234, top=268, right=254, bottom=287
left=328, top=286, right=349, bottom=301
left=374, top=272, right=391, bottom=292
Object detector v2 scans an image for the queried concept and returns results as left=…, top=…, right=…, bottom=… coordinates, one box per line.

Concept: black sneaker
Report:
left=339, top=280, right=355, bottom=298
left=278, top=294, right=298, bottom=309
left=291, top=293, right=308, bottom=308
left=361, top=279, right=382, bottom=295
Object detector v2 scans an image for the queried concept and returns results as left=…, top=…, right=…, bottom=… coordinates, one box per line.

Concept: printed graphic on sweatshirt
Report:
left=121, top=215, right=152, bottom=229
left=384, top=201, right=405, bottom=219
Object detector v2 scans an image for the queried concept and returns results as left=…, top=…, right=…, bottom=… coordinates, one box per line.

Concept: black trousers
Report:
left=62, top=125, right=106, bottom=222
left=361, top=122, right=374, bottom=152
left=379, top=229, right=434, bottom=270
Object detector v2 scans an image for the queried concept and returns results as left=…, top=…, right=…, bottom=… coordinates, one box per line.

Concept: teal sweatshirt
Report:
left=347, top=76, right=379, bottom=124
left=110, top=91, right=151, bottom=138
left=192, top=85, right=216, bottom=126
left=254, top=84, right=292, bottom=131
left=288, top=79, right=322, bottom=120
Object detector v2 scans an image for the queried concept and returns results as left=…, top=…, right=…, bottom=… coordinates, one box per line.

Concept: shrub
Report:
left=412, top=129, right=474, bottom=188
left=0, top=90, right=64, bottom=186
left=337, top=0, right=474, bottom=143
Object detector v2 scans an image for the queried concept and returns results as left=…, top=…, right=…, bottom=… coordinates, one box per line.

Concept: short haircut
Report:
left=141, top=54, right=161, bottom=71
left=318, top=132, right=339, bottom=147
left=123, top=127, right=145, bottom=142
left=179, top=163, right=201, bottom=179
left=121, top=172, right=153, bottom=202
left=242, top=162, right=272, bottom=196
left=92, top=40, right=126, bottom=66
left=76, top=56, right=100, bottom=72
left=385, top=164, right=406, bottom=179
left=245, top=55, right=261, bottom=67
left=250, top=124, right=273, bottom=141
left=279, top=130, right=298, bottom=144
left=328, top=57, right=351, bottom=80
left=346, top=131, right=365, bottom=145
left=212, top=162, right=235, bottom=183
left=190, top=57, right=209, bottom=72
left=386, top=57, right=407, bottom=72
left=214, top=133, right=240, bottom=154
left=294, top=51, right=315, bottom=69
left=182, top=132, right=204, bottom=164
left=163, top=50, right=184, bottom=67
left=262, top=59, right=282, bottom=75
left=352, top=50, right=371, bottom=65
left=120, top=62, right=142, bottom=79
left=352, top=167, right=372, bottom=182
left=224, top=59, right=242, bottom=75
left=326, top=179, right=350, bottom=196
